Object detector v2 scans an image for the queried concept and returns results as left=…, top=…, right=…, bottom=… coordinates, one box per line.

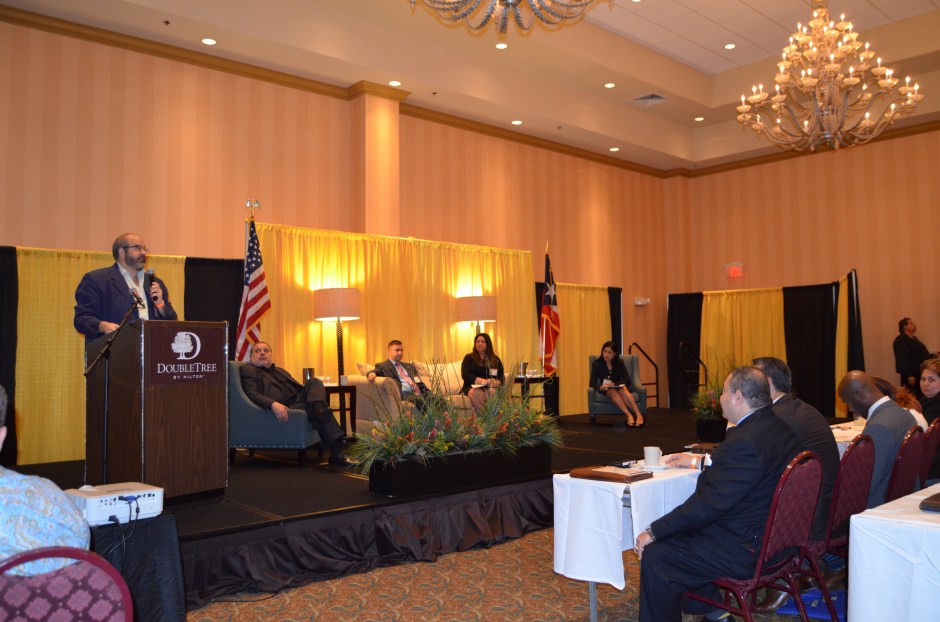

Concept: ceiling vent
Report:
left=632, top=93, right=668, bottom=107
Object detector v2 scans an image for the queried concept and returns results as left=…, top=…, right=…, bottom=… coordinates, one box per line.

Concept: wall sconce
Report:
left=724, top=262, right=744, bottom=279
left=313, top=288, right=361, bottom=377
left=456, top=295, right=496, bottom=334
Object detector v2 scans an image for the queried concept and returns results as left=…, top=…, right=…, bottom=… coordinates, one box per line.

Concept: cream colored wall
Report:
left=664, top=132, right=940, bottom=384
left=0, top=22, right=355, bottom=259
left=2, top=19, right=938, bottom=411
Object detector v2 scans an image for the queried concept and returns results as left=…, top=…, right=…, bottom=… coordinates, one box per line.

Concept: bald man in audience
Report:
left=838, top=370, right=916, bottom=508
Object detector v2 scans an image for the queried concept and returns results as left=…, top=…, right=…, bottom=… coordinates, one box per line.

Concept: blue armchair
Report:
left=587, top=354, right=647, bottom=425
left=228, top=361, right=322, bottom=466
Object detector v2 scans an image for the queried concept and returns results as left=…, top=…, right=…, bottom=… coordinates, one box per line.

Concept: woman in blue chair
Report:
left=591, top=341, right=643, bottom=427
left=461, top=332, right=505, bottom=413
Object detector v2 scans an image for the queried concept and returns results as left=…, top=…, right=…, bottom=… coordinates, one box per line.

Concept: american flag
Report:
left=235, top=220, right=272, bottom=361
left=540, top=248, right=560, bottom=376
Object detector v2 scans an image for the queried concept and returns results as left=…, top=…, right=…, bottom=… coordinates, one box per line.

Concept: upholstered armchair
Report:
left=586, top=353, right=647, bottom=424
left=228, top=361, right=322, bottom=466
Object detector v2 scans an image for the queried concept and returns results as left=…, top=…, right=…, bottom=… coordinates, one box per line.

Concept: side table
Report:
left=325, top=384, right=357, bottom=435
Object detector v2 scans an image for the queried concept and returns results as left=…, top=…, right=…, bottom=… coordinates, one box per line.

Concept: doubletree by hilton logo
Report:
left=171, top=331, right=202, bottom=360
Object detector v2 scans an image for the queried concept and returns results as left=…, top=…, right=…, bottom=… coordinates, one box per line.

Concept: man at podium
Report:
left=74, top=232, right=177, bottom=341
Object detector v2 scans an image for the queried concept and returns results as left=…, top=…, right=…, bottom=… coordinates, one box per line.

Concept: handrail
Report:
left=627, top=342, right=659, bottom=407
left=678, top=340, right=708, bottom=392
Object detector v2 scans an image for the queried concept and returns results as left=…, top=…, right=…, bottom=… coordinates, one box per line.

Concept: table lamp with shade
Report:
left=313, top=287, right=360, bottom=378
left=456, top=295, right=496, bottom=335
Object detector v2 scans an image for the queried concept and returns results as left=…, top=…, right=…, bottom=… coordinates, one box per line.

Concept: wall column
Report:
left=348, top=81, right=409, bottom=236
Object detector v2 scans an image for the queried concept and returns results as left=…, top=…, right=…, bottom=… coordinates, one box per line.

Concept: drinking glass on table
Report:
left=489, top=367, right=498, bottom=386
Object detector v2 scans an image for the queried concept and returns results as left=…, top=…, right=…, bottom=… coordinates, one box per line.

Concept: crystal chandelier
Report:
left=737, top=0, right=925, bottom=152
left=409, top=0, right=602, bottom=34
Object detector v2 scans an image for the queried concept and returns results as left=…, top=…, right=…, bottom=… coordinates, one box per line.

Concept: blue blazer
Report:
left=74, top=263, right=177, bottom=341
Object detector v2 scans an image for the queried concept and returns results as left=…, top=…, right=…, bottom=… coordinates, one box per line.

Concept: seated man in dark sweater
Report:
left=239, top=341, right=350, bottom=466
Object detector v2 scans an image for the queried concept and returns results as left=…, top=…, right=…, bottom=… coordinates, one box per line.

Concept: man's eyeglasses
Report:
left=123, top=244, right=149, bottom=252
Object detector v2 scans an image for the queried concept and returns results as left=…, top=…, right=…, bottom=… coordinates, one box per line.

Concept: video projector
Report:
left=64, top=482, right=164, bottom=526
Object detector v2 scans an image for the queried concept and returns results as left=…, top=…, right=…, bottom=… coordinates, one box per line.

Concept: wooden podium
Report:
left=85, top=320, right=228, bottom=498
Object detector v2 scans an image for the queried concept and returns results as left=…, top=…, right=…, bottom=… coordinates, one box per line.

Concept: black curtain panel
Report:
left=183, top=258, right=245, bottom=358
left=608, top=287, right=623, bottom=351
left=782, top=283, right=837, bottom=416
left=666, top=292, right=704, bottom=409
left=0, top=247, right=18, bottom=466
left=846, top=269, right=865, bottom=370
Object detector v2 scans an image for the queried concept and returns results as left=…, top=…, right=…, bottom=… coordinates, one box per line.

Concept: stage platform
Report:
left=17, top=408, right=699, bottom=611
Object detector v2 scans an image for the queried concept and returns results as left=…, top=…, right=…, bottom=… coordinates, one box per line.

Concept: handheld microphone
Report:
left=146, top=268, right=158, bottom=302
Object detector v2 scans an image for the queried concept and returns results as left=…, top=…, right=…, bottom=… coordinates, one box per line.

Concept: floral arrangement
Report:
left=347, top=361, right=562, bottom=473
left=690, top=383, right=723, bottom=421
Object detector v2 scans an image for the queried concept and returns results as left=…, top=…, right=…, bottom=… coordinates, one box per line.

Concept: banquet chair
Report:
left=0, top=546, right=133, bottom=622
left=919, top=419, right=940, bottom=488
left=885, top=425, right=925, bottom=503
left=684, top=451, right=837, bottom=622
left=228, top=361, right=322, bottom=466
left=808, top=433, right=875, bottom=562
left=586, top=354, right=647, bottom=425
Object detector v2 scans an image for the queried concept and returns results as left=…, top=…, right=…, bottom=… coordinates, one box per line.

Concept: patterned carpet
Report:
left=187, top=528, right=802, bottom=622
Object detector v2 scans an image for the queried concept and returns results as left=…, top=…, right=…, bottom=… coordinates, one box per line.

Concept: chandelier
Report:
left=409, top=0, right=602, bottom=34
left=737, top=0, right=924, bottom=152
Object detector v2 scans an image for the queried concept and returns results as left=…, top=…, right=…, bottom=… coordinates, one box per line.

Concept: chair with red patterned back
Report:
left=919, top=419, right=940, bottom=488
left=885, top=425, right=925, bottom=503
left=0, top=546, right=133, bottom=622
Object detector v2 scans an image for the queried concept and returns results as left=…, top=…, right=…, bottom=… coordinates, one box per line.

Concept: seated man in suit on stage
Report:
left=635, top=366, right=802, bottom=622
left=240, top=342, right=351, bottom=466
left=74, top=232, right=177, bottom=342
left=0, top=385, right=91, bottom=574
left=838, top=370, right=916, bottom=508
left=367, top=340, right=429, bottom=409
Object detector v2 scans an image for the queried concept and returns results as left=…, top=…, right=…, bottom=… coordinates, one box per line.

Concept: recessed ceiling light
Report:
left=604, top=82, right=616, bottom=89
left=388, top=80, right=402, bottom=87
left=694, top=116, right=705, bottom=122
left=201, top=38, right=217, bottom=46
left=631, top=0, right=641, bottom=3
left=495, top=42, right=508, bottom=50
left=511, top=120, right=523, bottom=126
left=609, top=147, right=620, bottom=152
left=724, top=43, right=736, bottom=50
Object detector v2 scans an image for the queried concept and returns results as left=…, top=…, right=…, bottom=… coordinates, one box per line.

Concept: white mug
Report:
left=643, top=446, right=662, bottom=467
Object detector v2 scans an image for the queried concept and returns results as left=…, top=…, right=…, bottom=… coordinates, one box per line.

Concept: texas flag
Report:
left=540, top=247, right=560, bottom=376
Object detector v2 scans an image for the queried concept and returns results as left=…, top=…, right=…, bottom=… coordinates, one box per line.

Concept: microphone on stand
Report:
left=131, top=289, right=145, bottom=309
left=146, top=268, right=158, bottom=302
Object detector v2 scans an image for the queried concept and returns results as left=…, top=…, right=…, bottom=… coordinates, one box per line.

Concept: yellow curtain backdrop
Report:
left=834, top=273, right=850, bottom=418
left=256, top=224, right=536, bottom=380
left=700, top=288, right=787, bottom=386
left=14, top=248, right=185, bottom=465
left=555, top=283, right=612, bottom=417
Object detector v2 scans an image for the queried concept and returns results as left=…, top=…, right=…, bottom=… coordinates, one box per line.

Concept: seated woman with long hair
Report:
left=460, top=332, right=505, bottom=413
left=591, top=341, right=643, bottom=427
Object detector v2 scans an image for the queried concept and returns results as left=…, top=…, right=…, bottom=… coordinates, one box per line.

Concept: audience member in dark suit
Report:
left=919, top=358, right=940, bottom=480
left=893, top=317, right=933, bottom=394
left=751, top=357, right=840, bottom=612
left=239, top=342, right=349, bottom=466
left=635, top=366, right=802, bottom=622
left=590, top=341, right=643, bottom=427
left=838, top=370, right=916, bottom=508
left=368, top=340, right=429, bottom=408
left=74, top=232, right=177, bottom=341
left=459, top=332, right=505, bottom=413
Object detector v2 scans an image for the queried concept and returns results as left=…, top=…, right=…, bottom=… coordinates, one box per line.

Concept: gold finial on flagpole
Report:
left=245, top=199, right=262, bottom=221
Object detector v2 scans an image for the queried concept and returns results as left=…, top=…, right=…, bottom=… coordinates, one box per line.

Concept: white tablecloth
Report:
left=831, top=423, right=864, bottom=457
left=553, top=467, right=700, bottom=589
left=848, top=483, right=940, bottom=621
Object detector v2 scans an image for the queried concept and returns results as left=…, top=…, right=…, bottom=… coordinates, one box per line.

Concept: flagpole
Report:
left=540, top=242, right=548, bottom=372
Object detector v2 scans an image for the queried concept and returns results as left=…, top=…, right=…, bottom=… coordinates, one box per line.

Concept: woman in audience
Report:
left=920, top=359, right=940, bottom=481
left=460, top=333, right=505, bottom=413
left=872, top=375, right=929, bottom=430
left=591, top=341, right=643, bottom=427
